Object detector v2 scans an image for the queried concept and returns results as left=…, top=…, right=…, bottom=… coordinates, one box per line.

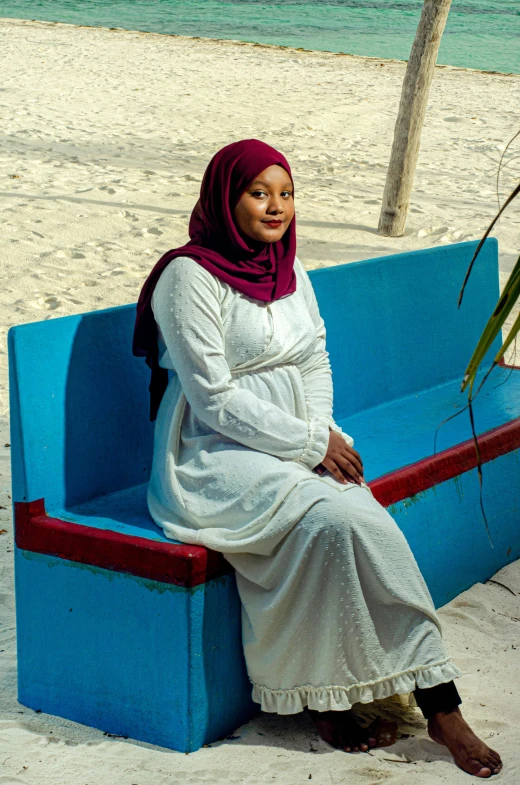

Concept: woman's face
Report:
left=233, top=164, right=294, bottom=244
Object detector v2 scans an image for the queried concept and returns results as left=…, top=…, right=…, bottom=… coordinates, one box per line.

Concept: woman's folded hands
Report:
left=315, top=429, right=365, bottom=485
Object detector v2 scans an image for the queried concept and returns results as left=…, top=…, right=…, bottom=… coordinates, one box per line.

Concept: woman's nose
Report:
left=267, top=198, right=283, bottom=214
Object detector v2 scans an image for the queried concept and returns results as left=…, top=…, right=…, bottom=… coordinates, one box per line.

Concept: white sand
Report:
left=1, top=17, right=519, bottom=783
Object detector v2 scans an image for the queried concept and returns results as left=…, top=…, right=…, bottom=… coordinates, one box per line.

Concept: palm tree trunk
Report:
left=378, top=0, right=453, bottom=237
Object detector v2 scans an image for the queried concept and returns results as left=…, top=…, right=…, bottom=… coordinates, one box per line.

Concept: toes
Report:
left=311, top=710, right=378, bottom=754
left=460, top=758, right=494, bottom=778
left=464, top=760, right=492, bottom=778
left=344, top=740, right=360, bottom=752
left=346, top=739, right=370, bottom=753
left=341, top=731, right=369, bottom=753
left=337, top=722, right=365, bottom=751
left=486, top=751, right=502, bottom=773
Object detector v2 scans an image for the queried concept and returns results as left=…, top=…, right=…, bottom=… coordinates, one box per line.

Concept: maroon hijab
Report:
left=133, top=138, right=297, bottom=421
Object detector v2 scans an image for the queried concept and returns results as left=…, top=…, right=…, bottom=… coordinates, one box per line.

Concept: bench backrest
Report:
left=312, top=239, right=500, bottom=420
left=9, top=305, right=154, bottom=510
left=9, top=239, right=500, bottom=509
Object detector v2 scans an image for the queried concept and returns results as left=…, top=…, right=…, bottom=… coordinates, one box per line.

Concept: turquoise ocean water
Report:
left=1, top=0, right=518, bottom=74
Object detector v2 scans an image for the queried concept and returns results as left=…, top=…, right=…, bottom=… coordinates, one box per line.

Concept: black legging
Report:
left=413, top=680, right=462, bottom=719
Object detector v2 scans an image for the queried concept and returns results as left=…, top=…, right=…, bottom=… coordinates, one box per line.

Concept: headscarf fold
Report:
left=133, top=138, right=297, bottom=420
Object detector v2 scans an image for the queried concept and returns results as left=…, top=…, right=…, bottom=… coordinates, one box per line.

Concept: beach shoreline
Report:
left=2, top=15, right=518, bottom=78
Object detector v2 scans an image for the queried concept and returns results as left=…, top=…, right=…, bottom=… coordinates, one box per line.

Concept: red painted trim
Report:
left=499, top=357, right=520, bottom=370
left=15, top=417, right=520, bottom=585
left=14, top=499, right=231, bottom=588
left=369, top=416, right=520, bottom=508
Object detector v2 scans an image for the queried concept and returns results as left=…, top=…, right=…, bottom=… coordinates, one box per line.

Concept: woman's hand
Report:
left=318, top=430, right=365, bottom=485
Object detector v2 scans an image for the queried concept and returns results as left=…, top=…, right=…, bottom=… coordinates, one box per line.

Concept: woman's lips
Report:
left=263, top=220, right=283, bottom=227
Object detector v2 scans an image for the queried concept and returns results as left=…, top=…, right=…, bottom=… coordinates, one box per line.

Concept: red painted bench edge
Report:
left=15, top=416, right=520, bottom=587
left=499, top=357, right=520, bottom=370
left=14, top=498, right=232, bottom=588
left=371, top=415, right=520, bottom=507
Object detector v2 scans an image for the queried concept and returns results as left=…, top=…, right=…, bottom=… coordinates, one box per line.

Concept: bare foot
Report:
left=308, top=708, right=398, bottom=753
left=428, top=707, right=503, bottom=777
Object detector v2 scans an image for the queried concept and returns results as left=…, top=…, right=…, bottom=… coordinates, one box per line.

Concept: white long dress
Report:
left=147, top=255, right=462, bottom=714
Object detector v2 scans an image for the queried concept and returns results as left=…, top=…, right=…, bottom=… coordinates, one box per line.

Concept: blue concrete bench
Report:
left=10, top=238, right=520, bottom=752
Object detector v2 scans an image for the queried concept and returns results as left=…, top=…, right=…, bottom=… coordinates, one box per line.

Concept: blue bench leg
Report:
left=15, top=550, right=258, bottom=752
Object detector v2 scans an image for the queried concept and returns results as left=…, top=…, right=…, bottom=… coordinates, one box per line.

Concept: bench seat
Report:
left=10, top=238, right=520, bottom=752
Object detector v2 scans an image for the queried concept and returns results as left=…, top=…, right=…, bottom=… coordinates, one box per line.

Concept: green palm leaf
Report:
left=494, top=310, right=520, bottom=366
left=457, top=178, right=520, bottom=547
left=461, top=252, right=520, bottom=395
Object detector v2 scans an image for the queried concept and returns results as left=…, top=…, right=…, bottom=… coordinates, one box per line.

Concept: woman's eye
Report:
left=250, top=189, right=293, bottom=198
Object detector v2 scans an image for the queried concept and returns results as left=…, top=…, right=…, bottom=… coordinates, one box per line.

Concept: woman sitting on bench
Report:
left=133, top=139, right=502, bottom=778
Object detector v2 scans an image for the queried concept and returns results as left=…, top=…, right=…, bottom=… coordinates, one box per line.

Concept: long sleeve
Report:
left=151, top=257, right=330, bottom=469
left=295, top=258, right=354, bottom=447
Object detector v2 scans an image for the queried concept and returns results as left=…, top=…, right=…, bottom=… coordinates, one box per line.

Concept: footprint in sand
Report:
left=55, top=249, right=86, bottom=260
left=104, top=265, right=147, bottom=278
left=28, top=295, right=61, bottom=311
